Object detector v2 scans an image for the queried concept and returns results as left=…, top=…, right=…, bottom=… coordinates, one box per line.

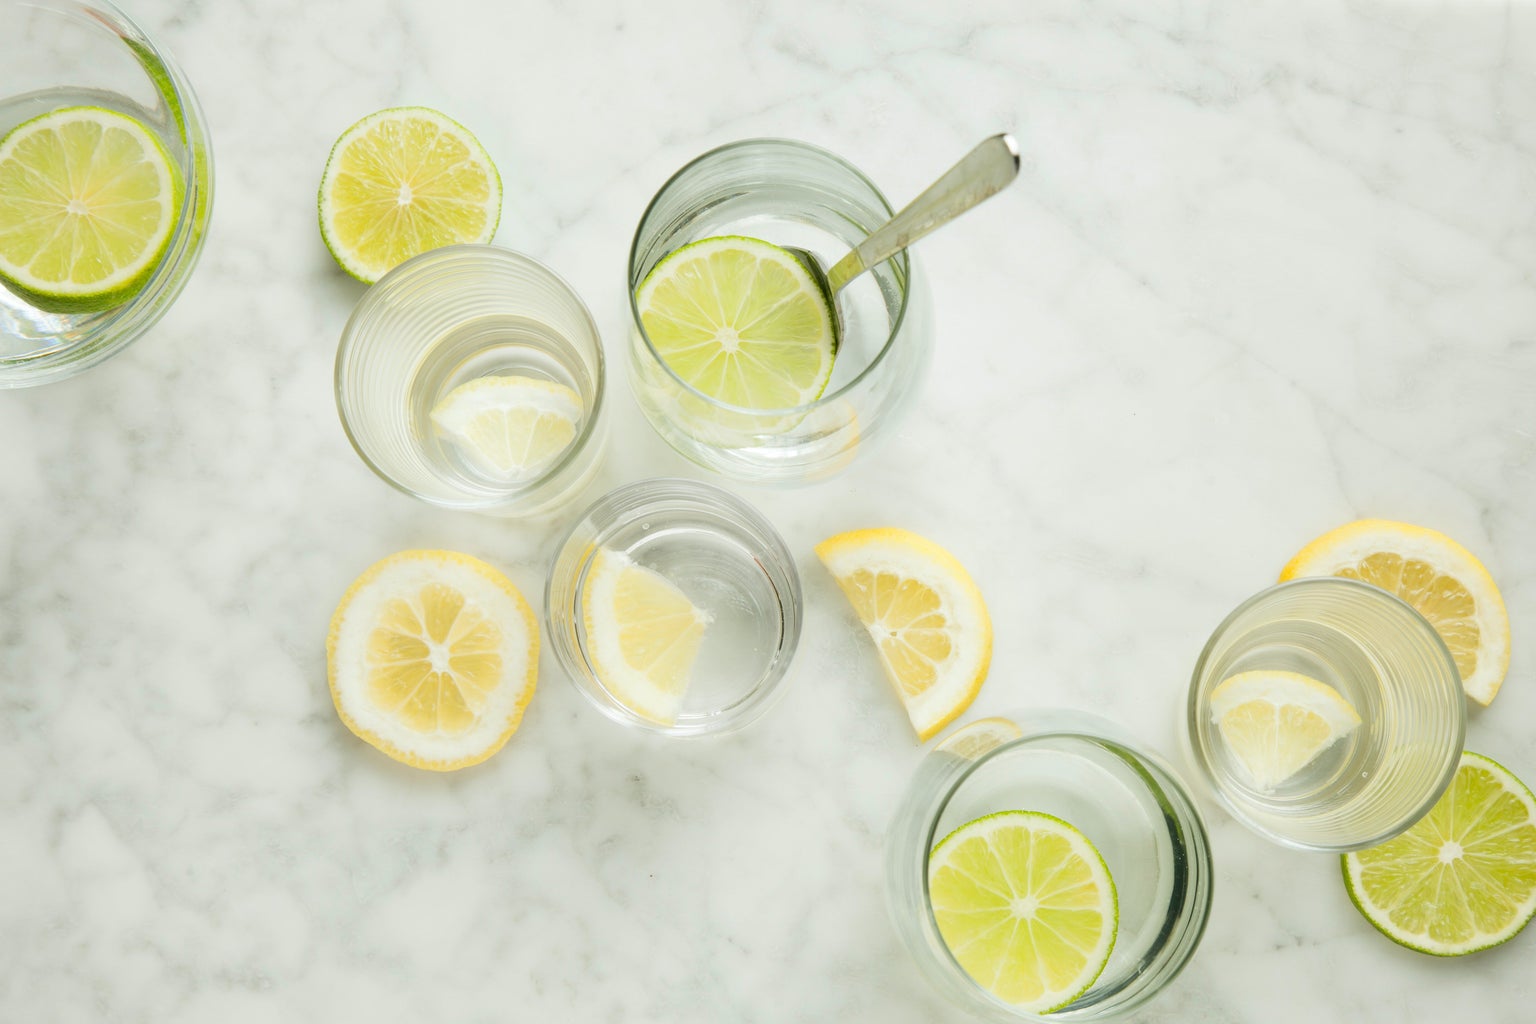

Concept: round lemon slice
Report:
left=429, top=374, right=583, bottom=483
left=929, top=810, right=1118, bottom=1013
left=326, top=550, right=537, bottom=771
left=1280, top=519, right=1510, bottom=705
left=581, top=547, right=711, bottom=725
left=1209, top=670, right=1361, bottom=792
left=635, top=235, right=837, bottom=410
left=0, top=106, right=179, bottom=312
left=815, top=527, right=992, bottom=741
left=1344, top=751, right=1536, bottom=956
left=318, top=106, right=501, bottom=284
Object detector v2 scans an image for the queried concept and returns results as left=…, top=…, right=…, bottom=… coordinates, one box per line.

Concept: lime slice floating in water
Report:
left=317, top=106, right=501, bottom=284
left=429, top=374, right=584, bottom=484
left=1343, top=751, right=1536, bottom=955
left=0, top=106, right=179, bottom=313
left=928, top=810, right=1118, bottom=1013
left=635, top=235, right=837, bottom=411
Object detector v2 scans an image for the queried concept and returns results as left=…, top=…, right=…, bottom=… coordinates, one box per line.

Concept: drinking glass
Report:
left=334, top=244, right=606, bottom=517
left=626, top=138, right=933, bottom=484
left=1, top=0, right=213, bottom=387
left=1185, top=577, right=1466, bottom=851
left=545, top=478, right=802, bottom=736
left=886, top=710, right=1212, bottom=1022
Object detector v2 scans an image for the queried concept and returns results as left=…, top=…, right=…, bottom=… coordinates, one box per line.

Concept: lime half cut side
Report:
left=318, top=106, right=501, bottom=284
left=1343, top=751, right=1536, bottom=955
left=0, top=106, right=179, bottom=313
left=929, top=810, right=1118, bottom=1013
left=635, top=235, right=837, bottom=412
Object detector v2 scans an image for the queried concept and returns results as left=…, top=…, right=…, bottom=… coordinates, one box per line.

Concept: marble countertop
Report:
left=5, top=0, right=1536, bottom=1020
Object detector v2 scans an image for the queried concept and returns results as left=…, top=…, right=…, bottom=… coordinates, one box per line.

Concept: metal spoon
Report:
left=785, top=133, right=1020, bottom=341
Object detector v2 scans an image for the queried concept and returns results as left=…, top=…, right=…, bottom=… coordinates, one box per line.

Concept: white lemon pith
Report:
left=815, top=528, right=991, bottom=741
left=581, top=548, right=710, bottom=725
left=327, top=550, right=538, bottom=771
left=0, top=106, right=178, bottom=311
left=635, top=235, right=836, bottom=410
left=1209, top=670, right=1361, bottom=792
left=1281, top=520, right=1509, bottom=705
left=430, top=374, right=583, bottom=483
left=318, top=107, right=501, bottom=284
left=929, top=811, right=1118, bottom=1013
left=1344, top=752, right=1536, bottom=956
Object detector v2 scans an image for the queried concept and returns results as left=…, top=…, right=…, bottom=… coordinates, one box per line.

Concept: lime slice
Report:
left=581, top=548, right=710, bottom=725
left=326, top=550, right=539, bottom=772
left=0, top=106, right=179, bottom=312
left=429, top=374, right=583, bottom=483
left=1344, top=751, right=1536, bottom=955
left=929, top=810, right=1118, bottom=1013
left=317, top=107, right=501, bottom=284
left=635, top=235, right=837, bottom=411
left=1209, top=670, right=1361, bottom=791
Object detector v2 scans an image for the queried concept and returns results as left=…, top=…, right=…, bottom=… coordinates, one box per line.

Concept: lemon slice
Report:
left=815, top=527, right=992, bottom=741
left=635, top=235, right=837, bottom=411
left=0, top=106, right=179, bottom=312
left=429, top=374, right=583, bottom=483
left=935, top=716, right=1024, bottom=760
left=929, top=810, right=1118, bottom=1013
left=1344, top=751, right=1536, bottom=956
left=318, top=107, right=501, bottom=284
left=326, top=550, right=537, bottom=771
left=1280, top=520, right=1510, bottom=705
left=1208, top=670, right=1361, bottom=791
left=581, top=547, right=711, bottom=725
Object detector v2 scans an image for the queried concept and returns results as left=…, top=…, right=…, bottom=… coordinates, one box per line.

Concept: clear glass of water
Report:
left=545, top=477, right=802, bottom=736
left=1, top=0, right=214, bottom=387
left=334, top=244, right=606, bottom=517
left=1185, top=577, right=1466, bottom=851
left=886, top=710, right=1213, bottom=1022
left=626, top=139, right=934, bottom=484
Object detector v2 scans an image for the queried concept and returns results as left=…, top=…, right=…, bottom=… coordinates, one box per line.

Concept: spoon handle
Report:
left=826, top=133, right=1020, bottom=294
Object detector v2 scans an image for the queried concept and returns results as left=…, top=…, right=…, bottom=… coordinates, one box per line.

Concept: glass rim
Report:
left=625, top=136, right=913, bottom=417
left=546, top=475, right=803, bottom=737
left=0, top=0, right=213, bottom=387
left=1185, top=575, right=1466, bottom=853
left=332, top=243, right=608, bottom=512
left=909, top=710, right=1213, bottom=1021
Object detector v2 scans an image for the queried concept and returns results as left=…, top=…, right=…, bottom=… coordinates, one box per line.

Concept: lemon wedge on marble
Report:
left=1281, top=520, right=1509, bottom=705
left=816, top=527, right=992, bottom=741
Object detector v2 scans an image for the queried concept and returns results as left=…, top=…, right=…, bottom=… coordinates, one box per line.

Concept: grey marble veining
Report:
left=3, top=0, right=1535, bottom=1021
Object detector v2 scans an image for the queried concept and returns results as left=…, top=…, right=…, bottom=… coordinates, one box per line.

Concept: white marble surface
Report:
left=4, top=0, right=1536, bottom=1020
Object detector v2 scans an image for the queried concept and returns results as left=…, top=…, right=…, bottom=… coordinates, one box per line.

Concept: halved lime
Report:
left=1343, top=751, right=1536, bottom=955
left=928, top=810, right=1118, bottom=1012
left=635, top=235, right=837, bottom=410
left=317, top=107, right=500, bottom=284
left=0, top=106, right=179, bottom=312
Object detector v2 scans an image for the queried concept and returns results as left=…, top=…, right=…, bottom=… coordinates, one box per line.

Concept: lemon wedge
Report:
left=816, top=527, right=991, bottom=741
left=581, top=547, right=711, bottom=725
left=1209, top=670, right=1361, bottom=791
left=1281, top=520, right=1510, bottom=704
